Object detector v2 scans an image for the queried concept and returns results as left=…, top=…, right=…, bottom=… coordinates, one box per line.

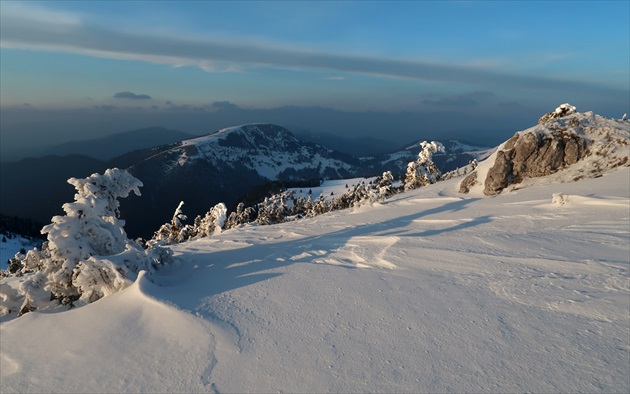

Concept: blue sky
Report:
left=0, top=1, right=629, bottom=158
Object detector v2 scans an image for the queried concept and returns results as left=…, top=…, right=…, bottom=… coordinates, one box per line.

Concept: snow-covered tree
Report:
left=442, top=159, right=479, bottom=181
left=404, top=141, right=445, bottom=191
left=308, top=194, right=331, bottom=217
left=151, top=201, right=193, bottom=245
left=193, top=202, right=228, bottom=237
left=256, top=195, right=289, bottom=225
left=256, top=197, right=274, bottom=225
left=289, top=195, right=313, bottom=219
left=2, top=169, right=169, bottom=315
left=225, top=202, right=255, bottom=229
left=375, top=171, right=394, bottom=201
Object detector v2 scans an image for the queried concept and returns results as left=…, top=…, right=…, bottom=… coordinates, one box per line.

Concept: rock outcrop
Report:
left=480, top=127, right=589, bottom=195
left=459, top=106, right=630, bottom=196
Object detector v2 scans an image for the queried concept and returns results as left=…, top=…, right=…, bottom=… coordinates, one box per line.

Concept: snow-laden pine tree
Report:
left=256, top=197, right=274, bottom=225
left=308, top=194, right=330, bottom=217
left=1, top=168, right=169, bottom=316
left=256, top=195, right=289, bottom=225
left=151, top=201, right=193, bottom=245
left=193, top=202, right=228, bottom=237
left=404, top=141, right=445, bottom=191
left=290, top=195, right=313, bottom=219
left=375, top=171, right=394, bottom=201
left=225, top=202, right=255, bottom=229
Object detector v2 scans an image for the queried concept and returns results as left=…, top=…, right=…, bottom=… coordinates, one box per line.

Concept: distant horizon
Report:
left=1, top=101, right=559, bottom=161
left=1, top=1, right=628, bottom=160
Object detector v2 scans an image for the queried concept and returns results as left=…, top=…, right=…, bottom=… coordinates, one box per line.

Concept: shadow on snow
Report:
left=143, top=197, right=488, bottom=313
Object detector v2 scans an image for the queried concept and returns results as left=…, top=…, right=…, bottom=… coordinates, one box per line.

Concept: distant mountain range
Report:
left=41, top=127, right=194, bottom=161
left=0, top=155, right=106, bottom=225
left=0, top=124, right=489, bottom=239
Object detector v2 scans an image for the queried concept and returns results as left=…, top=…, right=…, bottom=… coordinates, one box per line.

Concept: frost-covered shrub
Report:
left=193, top=202, right=228, bottom=237
left=225, top=202, right=256, bottom=229
left=1, top=169, right=170, bottom=317
left=552, top=193, right=570, bottom=206
left=257, top=195, right=291, bottom=225
left=308, top=194, right=331, bottom=217
left=149, top=200, right=230, bottom=245
left=404, top=141, right=445, bottom=191
left=375, top=171, right=395, bottom=201
left=151, top=201, right=194, bottom=245
left=442, top=159, right=478, bottom=181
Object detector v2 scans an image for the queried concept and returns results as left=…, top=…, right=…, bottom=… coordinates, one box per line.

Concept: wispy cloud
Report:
left=113, top=92, right=151, bottom=100
left=0, top=3, right=624, bottom=98
left=113, top=91, right=152, bottom=100
left=0, top=2, right=81, bottom=26
left=211, top=101, right=239, bottom=111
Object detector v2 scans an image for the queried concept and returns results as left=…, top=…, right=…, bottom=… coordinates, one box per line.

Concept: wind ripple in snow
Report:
left=313, top=236, right=399, bottom=269
left=487, top=261, right=629, bottom=323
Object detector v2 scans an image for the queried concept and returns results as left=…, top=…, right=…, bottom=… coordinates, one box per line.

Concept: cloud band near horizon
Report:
left=0, top=12, right=626, bottom=99
left=114, top=91, right=152, bottom=100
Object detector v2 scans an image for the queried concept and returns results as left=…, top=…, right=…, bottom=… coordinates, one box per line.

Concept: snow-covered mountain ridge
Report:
left=119, top=123, right=487, bottom=238
left=174, top=124, right=357, bottom=180
left=120, top=124, right=363, bottom=237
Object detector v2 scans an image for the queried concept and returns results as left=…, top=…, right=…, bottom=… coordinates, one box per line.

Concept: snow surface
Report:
left=180, top=125, right=245, bottom=147
left=287, top=177, right=379, bottom=201
left=2, top=167, right=629, bottom=393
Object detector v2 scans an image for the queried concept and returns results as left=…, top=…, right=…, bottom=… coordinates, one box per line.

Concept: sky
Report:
left=1, top=0, right=629, bottom=159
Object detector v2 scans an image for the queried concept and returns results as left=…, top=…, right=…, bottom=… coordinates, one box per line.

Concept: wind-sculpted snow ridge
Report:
left=2, top=164, right=629, bottom=393
left=460, top=107, right=629, bottom=195
left=1, top=271, right=227, bottom=393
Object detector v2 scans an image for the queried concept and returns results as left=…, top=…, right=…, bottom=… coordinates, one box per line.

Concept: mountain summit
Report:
left=158, top=124, right=358, bottom=180
left=121, top=124, right=361, bottom=237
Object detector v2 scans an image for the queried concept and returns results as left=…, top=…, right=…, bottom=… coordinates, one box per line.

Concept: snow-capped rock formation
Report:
left=460, top=107, right=629, bottom=195
left=537, top=103, right=577, bottom=124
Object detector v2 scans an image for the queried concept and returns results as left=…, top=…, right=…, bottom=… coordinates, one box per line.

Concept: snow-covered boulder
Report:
left=460, top=109, right=629, bottom=195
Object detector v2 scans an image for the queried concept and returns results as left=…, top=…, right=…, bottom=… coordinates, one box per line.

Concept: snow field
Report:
left=1, top=167, right=629, bottom=393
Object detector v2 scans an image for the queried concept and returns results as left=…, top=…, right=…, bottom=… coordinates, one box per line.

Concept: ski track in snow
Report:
left=2, top=168, right=629, bottom=393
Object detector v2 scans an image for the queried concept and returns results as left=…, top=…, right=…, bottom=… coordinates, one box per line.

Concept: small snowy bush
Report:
left=225, top=202, right=255, bottom=229
left=552, top=193, right=570, bottom=206
left=151, top=201, right=194, bottom=245
left=1, top=169, right=171, bottom=317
